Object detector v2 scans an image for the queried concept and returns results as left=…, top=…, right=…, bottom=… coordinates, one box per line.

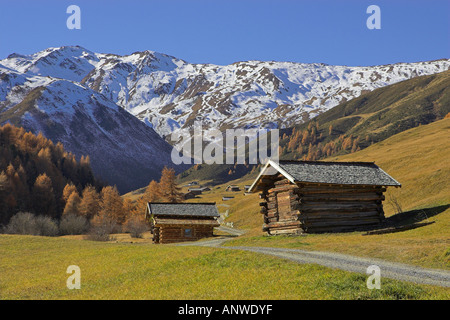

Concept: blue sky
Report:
left=0, top=0, right=448, bottom=66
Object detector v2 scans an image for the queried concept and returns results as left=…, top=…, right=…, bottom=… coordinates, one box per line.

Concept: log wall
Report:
left=260, top=178, right=386, bottom=234
left=153, top=225, right=215, bottom=244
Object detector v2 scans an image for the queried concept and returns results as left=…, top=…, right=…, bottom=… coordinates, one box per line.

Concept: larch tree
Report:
left=62, top=183, right=78, bottom=203
left=145, top=180, right=161, bottom=203
left=99, top=186, right=125, bottom=225
left=32, top=173, right=56, bottom=217
left=132, top=180, right=160, bottom=216
left=79, top=185, right=100, bottom=220
left=159, top=166, right=182, bottom=203
left=63, top=191, right=82, bottom=216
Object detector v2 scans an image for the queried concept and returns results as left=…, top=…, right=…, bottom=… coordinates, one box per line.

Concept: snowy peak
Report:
left=2, top=45, right=102, bottom=82
left=77, top=52, right=450, bottom=137
left=1, top=46, right=449, bottom=139
left=0, top=50, right=185, bottom=193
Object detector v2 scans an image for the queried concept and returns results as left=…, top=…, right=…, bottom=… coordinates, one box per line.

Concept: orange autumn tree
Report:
left=132, top=179, right=161, bottom=216
left=32, top=173, right=57, bottom=217
left=62, top=183, right=78, bottom=204
left=131, top=166, right=182, bottom=218
left=97, top=186, right=125, bottom=226
left=79, top=185, right=100, bottom=220
left=0, top=123, right=103, bottom=224
left=158, top=166, right=182, bottom=203
left=63, top=191, right=82, bottom=216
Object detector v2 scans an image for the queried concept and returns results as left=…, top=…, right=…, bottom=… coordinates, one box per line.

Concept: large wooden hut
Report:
left=248, top=160, right=401, bottom=234
left=146, top=202, right=220, bottom=244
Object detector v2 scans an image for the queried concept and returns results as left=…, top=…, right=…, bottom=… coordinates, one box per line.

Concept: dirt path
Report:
left=176, top=230, right=450, bottom=288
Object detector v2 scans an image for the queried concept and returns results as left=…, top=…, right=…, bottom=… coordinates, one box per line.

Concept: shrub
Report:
left=59, top=214, right=89, bottom=235
left=34, top=215, right=59, bottom=236
left=86, top=216, right=117, bottom=241
left=125, top=215, right=148, bottom=238
left=3, top=212, right=36, bottom=235
left=3, top=212, right=58, bottom=236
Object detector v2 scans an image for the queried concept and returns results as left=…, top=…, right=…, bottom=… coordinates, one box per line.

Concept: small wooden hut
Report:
left=226, top=185, right=240, bottom=192
left=249, top=160, right=401, bottom=234
left=146, top=202, right=220, bottom=244
left=188, top=188, right=204, bottom=195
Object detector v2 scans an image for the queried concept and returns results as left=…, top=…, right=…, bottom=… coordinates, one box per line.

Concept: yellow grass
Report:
left=1, top=234, right=448, bottom=300
left=221, top=118, right=450, bottom=269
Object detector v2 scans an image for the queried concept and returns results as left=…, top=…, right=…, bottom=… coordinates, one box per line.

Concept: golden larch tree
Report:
left=159, top=166, right=182, bottom=203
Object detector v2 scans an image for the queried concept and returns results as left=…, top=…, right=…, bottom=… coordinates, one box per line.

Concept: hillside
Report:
left=0, top=123, right=103, bottom=225
left=178, top=70, right=450, bottom=184
left=0, top=67, right=184, bottom=193
left=220, top=117, right=450, bottom=229
left=280, top=69, right=450, bottom=158
left=1, top=46, right=448, bottom=138
left=218, top=118, right=450, bottom=269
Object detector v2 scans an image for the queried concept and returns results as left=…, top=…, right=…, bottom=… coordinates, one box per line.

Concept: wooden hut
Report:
left=146, top=202, right=220, bottom=244
left=248, top=160, right=401, bottom=234
left=188, top=188, right=204, bottom=195
left=226, top=185, right=240, bottom=192
left=182, top=191, right=196, bottom=200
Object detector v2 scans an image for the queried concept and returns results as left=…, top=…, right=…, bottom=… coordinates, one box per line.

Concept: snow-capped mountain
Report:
left=1, top=46, right=449, bottom=191
left=0, top=58, right=183, bottom=193
left=2, top=46, right=449, bottom=139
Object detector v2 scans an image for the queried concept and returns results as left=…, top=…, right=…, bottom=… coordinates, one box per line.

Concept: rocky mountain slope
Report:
left=1, top=46, right=448, bottom=139
left=1, top=46, right=448, bottom=191
left=177, top=70, right=450, bottom=185
left=0, top=62, right=181, bottom=193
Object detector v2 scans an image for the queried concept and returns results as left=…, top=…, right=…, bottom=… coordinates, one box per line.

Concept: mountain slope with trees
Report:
left=0, top=123, right=103, bottom=225
left=0, top=72, right=184, bottom=193
left=177, top=70, right=450, bottom=184
left=279, top=69, right=450, bottom=160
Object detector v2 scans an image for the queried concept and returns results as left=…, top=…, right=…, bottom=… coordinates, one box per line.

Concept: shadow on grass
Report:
left=384, top=204, right=450, bottom=228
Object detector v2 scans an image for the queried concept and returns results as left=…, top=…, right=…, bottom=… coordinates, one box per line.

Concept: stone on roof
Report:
left=147, top=202, right=220, bottom=218
left=276, top=160, right=400, bottom=186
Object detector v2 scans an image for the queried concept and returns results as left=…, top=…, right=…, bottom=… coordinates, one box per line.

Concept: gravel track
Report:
left=176, top=231, right=450, bottom=288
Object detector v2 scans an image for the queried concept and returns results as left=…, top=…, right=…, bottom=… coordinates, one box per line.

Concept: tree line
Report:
left=0, top=123, right=103, bottom=226
left=279, top=121, right=364, bottom=161
left=0, top=123, right=183, bottom=238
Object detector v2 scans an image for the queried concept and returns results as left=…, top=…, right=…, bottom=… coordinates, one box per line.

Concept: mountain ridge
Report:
left=0, top=65, right=184, bottom=193
left=2, top=46, right=448, bottom=139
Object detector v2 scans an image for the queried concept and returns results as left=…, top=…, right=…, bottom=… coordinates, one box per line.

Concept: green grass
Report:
left=0, top=234, right=448, bottom=300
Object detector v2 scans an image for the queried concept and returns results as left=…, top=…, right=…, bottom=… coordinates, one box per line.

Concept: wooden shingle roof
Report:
left=147, top=202, right=220, bottom=218
left=249, top=160, right=401, bottom=191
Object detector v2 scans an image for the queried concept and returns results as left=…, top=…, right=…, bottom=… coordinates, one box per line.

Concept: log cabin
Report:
left=146, top=202, right=220, bottom=244
left=248, top=160, right=401, bottom=234
left=226, top=185, right=240, bottom=192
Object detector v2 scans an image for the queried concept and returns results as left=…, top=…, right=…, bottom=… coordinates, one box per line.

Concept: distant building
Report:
left=222, top=196, right=234, bottom=201
left=146, top=202, right=220, bottom=244
left=183, top=181, right=199, bottom=187
left=187, top=187, right=211, bottom=194
left=182, top=192, right=196, bottom=200
left=188, top=188, right=203, bottom=195
left=225, top=185, right=240, bottom=192
left=249, top=160, right=401, bottom=235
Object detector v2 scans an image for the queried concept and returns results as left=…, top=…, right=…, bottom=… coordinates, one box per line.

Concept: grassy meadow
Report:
left=2, top=119, right=449, bottom=300
left=0, top=234, right=448, bottom=300
left=186, top=119, right=450, bottom=270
